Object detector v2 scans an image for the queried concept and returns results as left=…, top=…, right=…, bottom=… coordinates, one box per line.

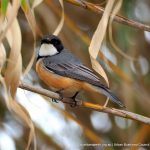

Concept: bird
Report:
left=36, top=34, right=125, bottom=108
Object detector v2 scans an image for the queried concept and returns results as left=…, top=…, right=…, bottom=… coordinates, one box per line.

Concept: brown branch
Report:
left=19, top=83, right=150, bottom=125
left=64, top=0, right=150, bottom=32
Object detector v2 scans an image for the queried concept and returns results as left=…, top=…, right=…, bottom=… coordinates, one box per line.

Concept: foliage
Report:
left=0, top=0, right=150, bottom=150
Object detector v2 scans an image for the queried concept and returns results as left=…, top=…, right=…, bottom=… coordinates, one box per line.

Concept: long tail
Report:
left=100, top=86, right=125, bottom=108
left=83, top=83, right=125, bottom=107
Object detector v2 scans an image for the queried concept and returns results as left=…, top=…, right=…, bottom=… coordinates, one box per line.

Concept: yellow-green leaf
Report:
left=21, top=0, right=28, bottom=12
left=1, top=0, right=9, bottom=15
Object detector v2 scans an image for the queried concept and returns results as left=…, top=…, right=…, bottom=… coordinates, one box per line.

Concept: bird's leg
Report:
left=52, top=99, right=59, bottom=103
left=70, top=92, right=79, bottom=107
left=52, top=89, right=64, bottom=103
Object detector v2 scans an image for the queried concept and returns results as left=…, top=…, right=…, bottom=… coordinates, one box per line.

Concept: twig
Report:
left=19, top=83, right=150, bottom=125
left=65, top=0, right=150, bottom=32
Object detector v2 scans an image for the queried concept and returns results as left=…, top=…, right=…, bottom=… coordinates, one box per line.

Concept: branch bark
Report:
left=19, top=83, right=150, bottom=125
left=65, top=0, right=150, bottom=32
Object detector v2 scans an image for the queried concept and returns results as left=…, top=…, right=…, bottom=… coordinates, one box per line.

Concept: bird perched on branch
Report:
left=36, top=35, right=125, bottom=108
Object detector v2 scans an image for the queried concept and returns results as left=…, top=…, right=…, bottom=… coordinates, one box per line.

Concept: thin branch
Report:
left=19, top=83, right=150, bottom=125
left=65, top=0, right=150, bottom=32
left=46, top=1, right=132, bottom=83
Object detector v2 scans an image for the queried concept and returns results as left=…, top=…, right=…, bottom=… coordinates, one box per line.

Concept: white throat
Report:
left=39, top=43, right=58, bottom=56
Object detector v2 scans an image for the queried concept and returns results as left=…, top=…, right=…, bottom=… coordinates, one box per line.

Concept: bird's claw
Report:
left=70, top=92, right=79, bottom=107
left=52, top=99, right=59, bottom=103
left=70, top=100, right=77, bottom=107
left=52, top=89, right=64, bottom=103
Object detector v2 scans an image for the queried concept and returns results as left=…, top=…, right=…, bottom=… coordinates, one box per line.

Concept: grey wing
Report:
left=43, top=57, right=125, bottom=107
left=43, top=59, right=103, bottom=87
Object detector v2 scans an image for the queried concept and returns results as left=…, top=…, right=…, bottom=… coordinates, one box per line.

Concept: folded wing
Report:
left=43, top=57, right=125, bottom=107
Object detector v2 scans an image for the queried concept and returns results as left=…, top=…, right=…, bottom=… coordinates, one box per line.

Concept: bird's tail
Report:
left=83, top=83, right=125, bottom=108
left=99, top=86, right=125, bottom=108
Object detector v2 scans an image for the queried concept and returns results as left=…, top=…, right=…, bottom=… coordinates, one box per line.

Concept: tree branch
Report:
left=65, top=0, right=150, bottom=32
left=19, top=83, right=150, bottom=125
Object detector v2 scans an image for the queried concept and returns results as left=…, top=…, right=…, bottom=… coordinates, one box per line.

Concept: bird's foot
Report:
left=52, top=99, right=59, bottom=103
left=52, top=89, right=64, bottom=103
left=70, top=99, right=78, bottom=107
left=70, top=92, right=80, bottom=107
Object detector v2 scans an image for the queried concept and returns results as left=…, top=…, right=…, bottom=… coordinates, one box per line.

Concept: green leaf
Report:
left=21, top=0, right=28, bottom=11
left=1, top=0, right=9, bottom=15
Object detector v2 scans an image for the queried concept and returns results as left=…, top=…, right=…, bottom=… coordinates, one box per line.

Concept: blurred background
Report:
left=0, top=0, right=150, bottom=150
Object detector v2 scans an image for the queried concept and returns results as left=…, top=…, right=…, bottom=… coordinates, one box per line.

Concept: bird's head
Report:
left=39, top=35, right=64, bottom=57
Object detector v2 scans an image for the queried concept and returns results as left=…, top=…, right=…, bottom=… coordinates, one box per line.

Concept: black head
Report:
left=41, top=35, right=64, bottom=52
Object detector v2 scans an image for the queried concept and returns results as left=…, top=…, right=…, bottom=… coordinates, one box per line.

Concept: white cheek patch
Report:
left=39, top=44, right=58, bottom=56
